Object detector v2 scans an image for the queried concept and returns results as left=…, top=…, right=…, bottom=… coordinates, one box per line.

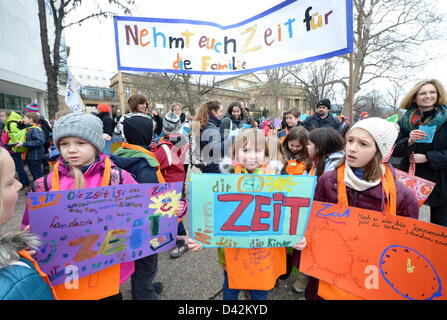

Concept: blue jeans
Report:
left=131, top=253, right=158, bottom=300
left=12, top=153, right=29, bottom=187
left=28, top=159, right=44, bottom=181
left=222, top=271, right=269, bottom=300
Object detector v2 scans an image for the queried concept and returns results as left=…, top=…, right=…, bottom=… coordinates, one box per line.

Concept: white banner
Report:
left=114, top=0, right=353, bottom=75
left=65, top=67, right=85, bottom=112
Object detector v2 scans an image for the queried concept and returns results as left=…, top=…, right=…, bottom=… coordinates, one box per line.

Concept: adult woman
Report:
left=193, top=101, right=231, bottom=173
left=114, top=94, right=163, bottom=141
left=220, top=101, right=246, bottom=139
left=392, top=79, right=447, bottom=227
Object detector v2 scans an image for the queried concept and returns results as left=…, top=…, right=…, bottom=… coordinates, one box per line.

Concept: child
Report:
left=277, top=108, right=303, bottom=142
left=0, top=146, right=55, bottom=299
left=305, top=118, right=419, bottom=300
left=15, top=112, right=46, bottom=181
left=189, top=128, right=306, bottom=300
left=151, top=111, right=189, bottom=259
left=281, top=126, right=312, bottom=175
left=290, top=127, right=345, bottom=293
left=48, top=110, right=72, bottom=165
left=307, top=127, right=345, bottom=177
left=111, top=112, right=166, bottom=300
left=22, top=112, right=138, bottom=300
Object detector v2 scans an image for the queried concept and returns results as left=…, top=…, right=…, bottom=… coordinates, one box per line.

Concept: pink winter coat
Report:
left=22, top=153, right=137, bottom=286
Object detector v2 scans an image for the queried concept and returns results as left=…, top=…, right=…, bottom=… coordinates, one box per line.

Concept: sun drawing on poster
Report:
left=148, top=190, right=181, bottom=217
left=264, top=176, right=297, bottom=192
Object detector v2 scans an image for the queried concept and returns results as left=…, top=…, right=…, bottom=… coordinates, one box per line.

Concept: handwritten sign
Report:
left=28, top=183, right=182, bottom=286
left=102, top=135, right=124, bottom=155
left=300, top=201, right=447, bottom=300
left=114, top=0, right=353, bottom=75
left=190, top=173, right=317, bottom=248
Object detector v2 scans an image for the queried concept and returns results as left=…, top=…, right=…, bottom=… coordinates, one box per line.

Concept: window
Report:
left=125, top=87, right=131, bottom=100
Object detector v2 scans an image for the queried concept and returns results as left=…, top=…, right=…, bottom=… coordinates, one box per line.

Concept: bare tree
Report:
left=287, top=0, right=443, bottom=113
left=37, top=0, right=135, bottom=117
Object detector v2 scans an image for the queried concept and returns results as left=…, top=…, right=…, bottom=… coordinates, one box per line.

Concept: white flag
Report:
left=65, top=67, right=85, bottom=112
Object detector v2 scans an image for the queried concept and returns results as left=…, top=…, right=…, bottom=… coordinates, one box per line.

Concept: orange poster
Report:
left=300, top=201, right=447, bottom=300
left=225, top=247, right=286, bottom=290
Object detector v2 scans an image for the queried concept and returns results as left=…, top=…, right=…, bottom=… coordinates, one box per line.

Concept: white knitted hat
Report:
left=350, top=117, right=398, bottom=159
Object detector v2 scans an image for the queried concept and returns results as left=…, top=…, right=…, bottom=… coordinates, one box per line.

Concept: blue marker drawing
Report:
left=379, top=245, right=442, bottom=300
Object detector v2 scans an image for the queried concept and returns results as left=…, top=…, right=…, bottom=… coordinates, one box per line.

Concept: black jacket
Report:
left=110, top=154, right=160, bottom=183
left=97, top=112, right=115, bottom=136
left=393, top=118, right=447, bottom=207
left=303, top=113, right=340, bottom=132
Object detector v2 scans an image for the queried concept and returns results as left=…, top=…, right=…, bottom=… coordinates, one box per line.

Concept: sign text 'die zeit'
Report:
left=190, top=173, right=317, bottom=248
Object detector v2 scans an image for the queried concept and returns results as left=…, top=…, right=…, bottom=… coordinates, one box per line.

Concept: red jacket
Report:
left=152, top=135, right=187, bottom=183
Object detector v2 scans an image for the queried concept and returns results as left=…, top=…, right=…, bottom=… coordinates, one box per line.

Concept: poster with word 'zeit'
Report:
left=190, top=173, right=317, bottom=248
left=28, top=183, right=182, bottom=286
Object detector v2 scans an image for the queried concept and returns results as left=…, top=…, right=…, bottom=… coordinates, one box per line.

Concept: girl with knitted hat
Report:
left=304, top=117, right=419, bottom=300
left=21, top=112, right=138, bottom=300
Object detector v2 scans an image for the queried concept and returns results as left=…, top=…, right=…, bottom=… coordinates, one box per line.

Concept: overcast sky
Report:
left=64, top=0, right=447, bottom=95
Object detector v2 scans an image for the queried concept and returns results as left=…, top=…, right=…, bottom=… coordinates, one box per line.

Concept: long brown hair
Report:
left=194, top=101, right=222, bottom=130
left=282, top=126, right=311, bottom=171
left=309, top=127, right=345, bottom=177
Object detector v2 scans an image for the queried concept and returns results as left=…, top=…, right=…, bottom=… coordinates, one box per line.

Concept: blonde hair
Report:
left=231, top=128, right=283, bottom=166
left=55, top=109, right=72, bottom=120
left=400, top=79, right=447, bottom=110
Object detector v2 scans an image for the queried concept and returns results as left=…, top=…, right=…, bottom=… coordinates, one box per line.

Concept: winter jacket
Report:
left=22, top=153, right=137, bottom=300
left=313, top=164, right=419, bottom=218
left=200, top=116, right=232, bottom=173
left=304, top=163, right=419, bottom=300
left=151, top=135, right=187, bottom=183
left=110, top=154, right=160, bottom=184
left=277, top=123, right=304, bottom=141
left=220, top=113, right=244, bottom=140
left=393, top=111, right=447, bottom=207
left=96, top=112, right=115, bottom=136
left=0, top=231, right=55, bottom=300
left=23, top=126, right=46, bottom=160
left=3, top=111, right=27, bottom=153
left=303, top=113, right=341, bottom=132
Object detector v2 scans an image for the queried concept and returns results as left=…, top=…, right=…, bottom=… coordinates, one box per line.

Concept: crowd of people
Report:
left=0, top=78, right=446, bottom=300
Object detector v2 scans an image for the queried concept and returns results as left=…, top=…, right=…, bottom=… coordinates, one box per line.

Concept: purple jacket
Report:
left=304, top=165, right=419, bottom=300
left=313, top=165, right=419, bottom=219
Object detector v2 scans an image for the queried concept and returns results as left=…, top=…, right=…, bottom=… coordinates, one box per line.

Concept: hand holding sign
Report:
left=417, top=125, right=436, bottom=144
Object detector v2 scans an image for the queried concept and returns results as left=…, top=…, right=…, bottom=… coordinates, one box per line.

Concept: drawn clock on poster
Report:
left=379, top=245, right=442, bottom=300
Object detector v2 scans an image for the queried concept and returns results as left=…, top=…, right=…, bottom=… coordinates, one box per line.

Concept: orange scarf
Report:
left=318, top=163, right=397, bottom=300
left=50, top=156, right=121, bottom=300
left=285, top=160, right=306, bottom=176
left=121, top=142, right=166, bottom=183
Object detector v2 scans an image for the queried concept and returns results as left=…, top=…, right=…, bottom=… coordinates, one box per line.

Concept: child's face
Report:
left=211, top=105, right=224, bottom=120
left=236, top=142, right=265, bottom=171
left=285, top=114, right=298, bottom=127
left=307, top=141, right=316, bottom=158
left=288, top=139, right=303, bottom=154
left=59, top=137, right=97, bottom=168
left=231, top=106, right=242, bottom=119
left=0, top=152, right=22, bottom=225
left=345, top=128, right=377, bottom=169
left=23, top=116, right=33, bottom=125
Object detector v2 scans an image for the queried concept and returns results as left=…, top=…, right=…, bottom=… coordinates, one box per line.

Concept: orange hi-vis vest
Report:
left=51, top=157, right=122, bottom=300
left=318, top=164, right=397, bottom=300
left=285, top=160, right=306, bottom=176
left=121, top=142, right=166, bottom=183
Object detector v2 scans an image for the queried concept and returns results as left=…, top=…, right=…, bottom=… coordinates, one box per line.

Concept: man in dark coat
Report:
left=303, top=99, right=341, bottom=132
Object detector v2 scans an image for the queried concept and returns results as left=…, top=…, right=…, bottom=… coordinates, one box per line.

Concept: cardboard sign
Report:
left=190, top=173, right=317, bottom=248
left=300, top=201, right=447, bottom=300
left=114, top=0, right=353, bottom=75
left=28, top=183, right=182, bottom=286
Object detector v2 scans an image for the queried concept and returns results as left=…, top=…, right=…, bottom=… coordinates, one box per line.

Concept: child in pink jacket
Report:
left=22, top=112, right=137, bottom=300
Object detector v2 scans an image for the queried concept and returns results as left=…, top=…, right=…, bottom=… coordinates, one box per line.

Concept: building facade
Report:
left=0, top=0, right=66, bottom=118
